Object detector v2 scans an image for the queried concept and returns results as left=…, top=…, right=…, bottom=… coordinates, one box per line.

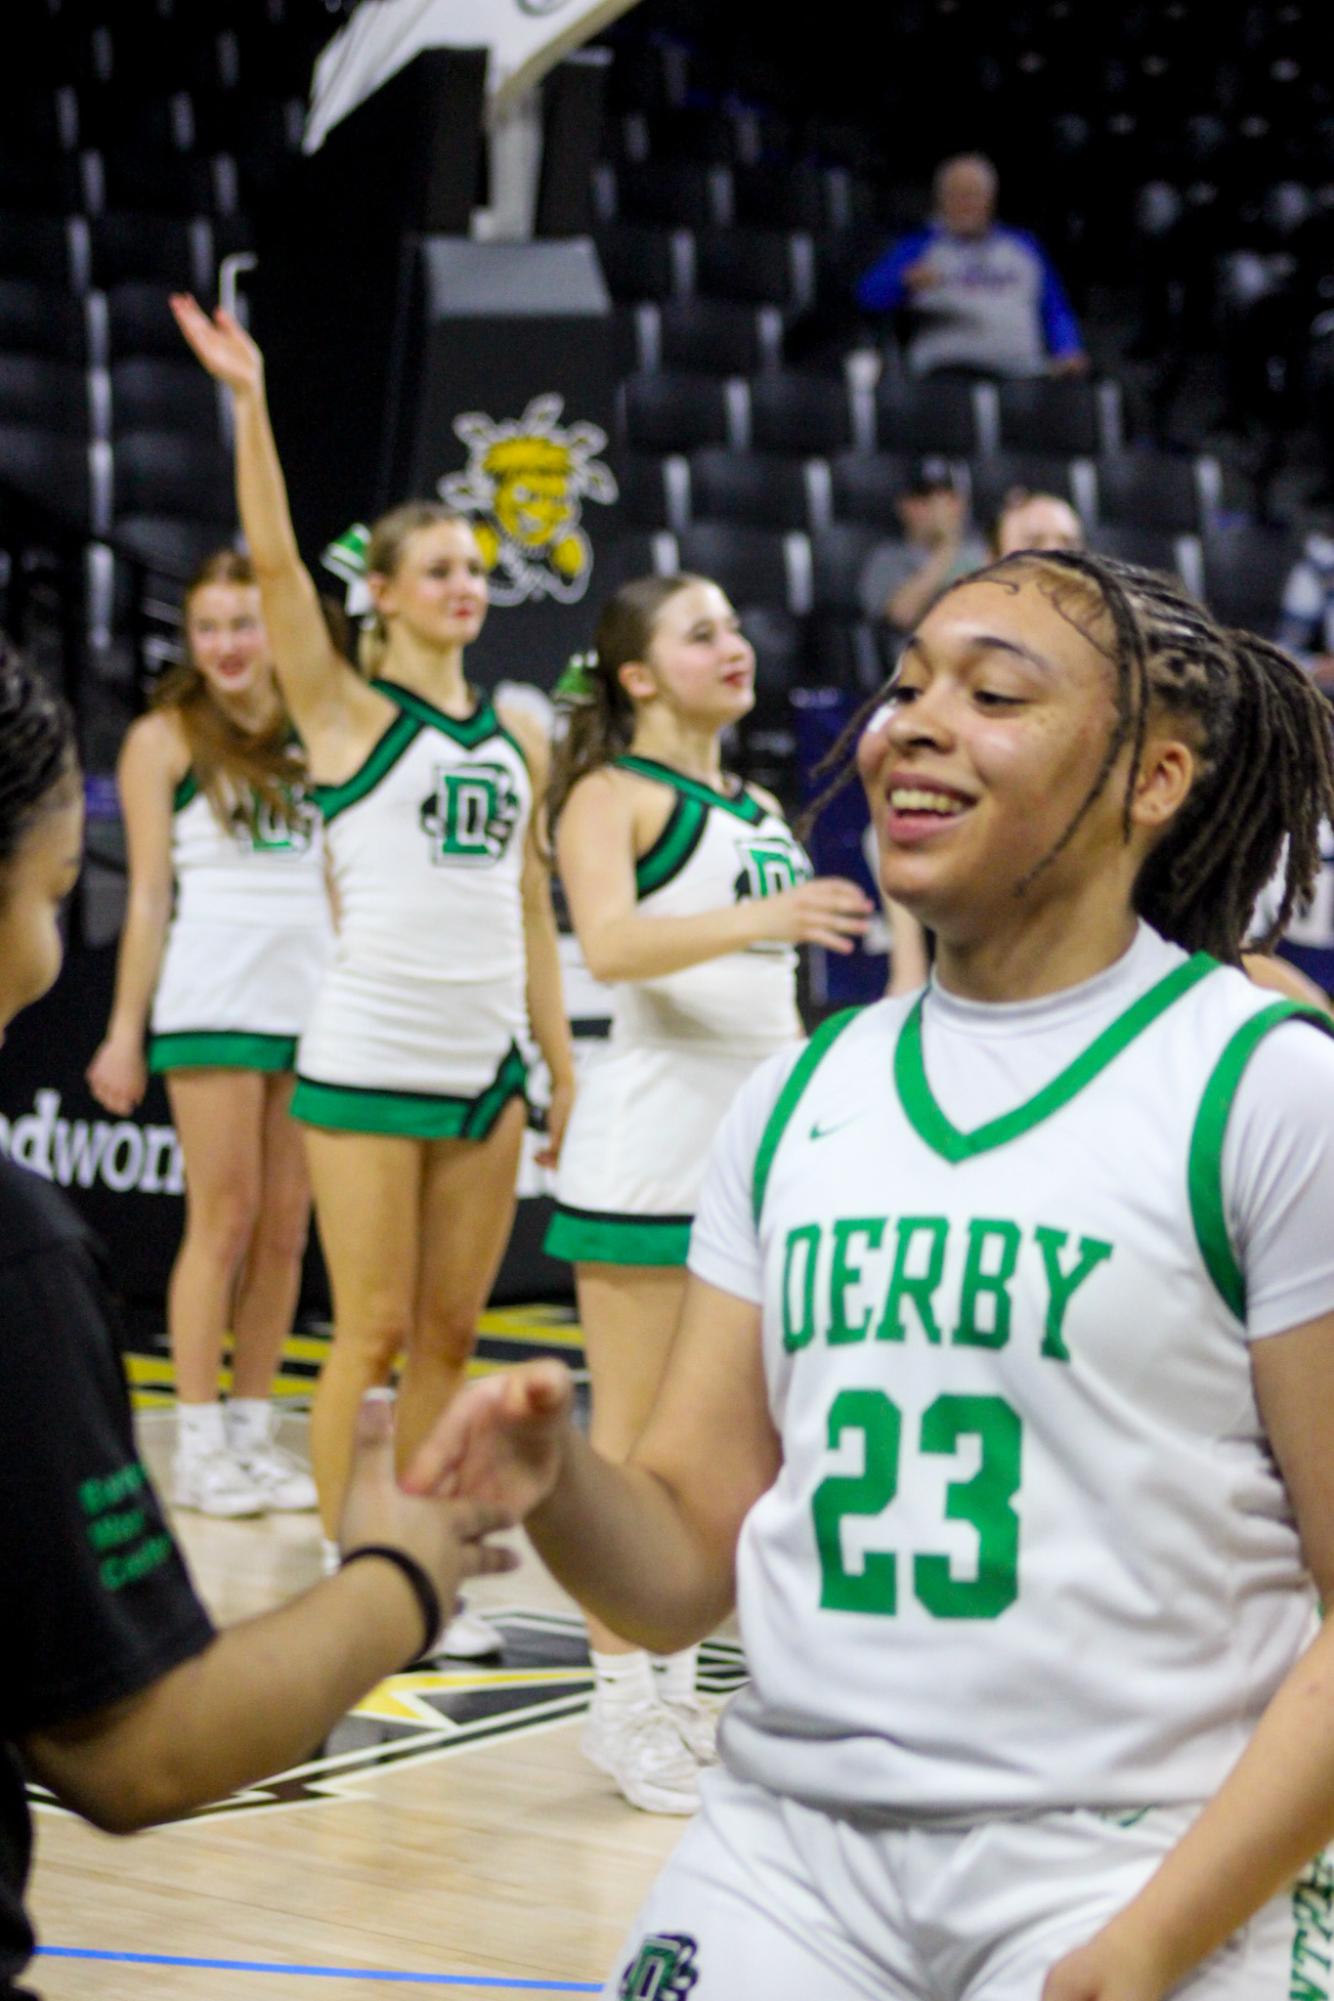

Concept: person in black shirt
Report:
left=0, top=651, right=517, bottom=1998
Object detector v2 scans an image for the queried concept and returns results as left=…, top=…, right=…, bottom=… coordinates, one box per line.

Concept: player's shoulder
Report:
left=736, top=997, right=909, bottom=1126
left=0, top=1156, right=87, bottom=1273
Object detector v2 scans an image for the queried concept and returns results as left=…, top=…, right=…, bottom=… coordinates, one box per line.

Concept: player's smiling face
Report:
left=858, top=570, right=1148, bottom=938
left=630, top=580, right=756, bottom=726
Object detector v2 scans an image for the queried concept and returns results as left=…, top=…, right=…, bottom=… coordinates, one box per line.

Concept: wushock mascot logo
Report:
left=439, top=394, right=618, bottom=606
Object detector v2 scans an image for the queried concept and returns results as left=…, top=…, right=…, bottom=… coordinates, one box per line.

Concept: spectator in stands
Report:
left=1276, top=527, right=1334, bottom=692
left=856, top=154, right=1089, bottom=380
left=992, top=488, right=1087, bottom=557
left=858, top=462, right=989, bottom=637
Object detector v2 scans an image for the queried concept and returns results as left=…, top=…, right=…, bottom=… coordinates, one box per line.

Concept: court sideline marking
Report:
left=38, top=1945, right=599, bottom=1991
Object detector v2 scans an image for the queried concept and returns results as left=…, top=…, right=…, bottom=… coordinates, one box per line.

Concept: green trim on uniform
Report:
left=544, top=1203, right=692, bottom=1267
left=1188, top=1000, right=1334, bottom=1320
left=149, top=1030, right=297, bottom=1073
left=634, top=794, right=709, bottom=898
left=312, top=710, right=421, bottom=824
left=752, top=1009, right=862, bottom=1224
left=896, top=953, right=1220, bottom=1166
left=373, top=678, right=501, bottom=750
left=1289, top=1851, right=1334, bottom=2001
left=291, top=1041, right=527, bottom=1140
left=172, top=770, right=199, bottom=812
left=614, top=753, right=765, bottom=826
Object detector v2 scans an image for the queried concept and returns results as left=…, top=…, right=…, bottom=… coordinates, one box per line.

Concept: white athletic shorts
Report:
left=292, top=959, right=528, bottom=1139
left=547, top=1035, right=799, bottom=1267
left=149, top=917, right=330, bottom=1073
left=606, top=1767, right=1334, bottom=2001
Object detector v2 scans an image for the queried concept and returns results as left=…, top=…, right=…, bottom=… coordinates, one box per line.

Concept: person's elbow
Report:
left=579, top=934, right=629, bottom=984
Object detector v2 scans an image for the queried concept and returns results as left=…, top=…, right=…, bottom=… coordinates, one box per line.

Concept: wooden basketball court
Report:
left=27, top=1313, right=734, bottom=2000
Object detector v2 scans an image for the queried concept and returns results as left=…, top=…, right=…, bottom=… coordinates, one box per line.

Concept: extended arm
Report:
left=558, top=770, right=869, bottom=981
left=406, top=1277, right=779, bottom=1655
left=171, top=296, right=355, bottom=745
left=855, top=229, right=933, bottom=314
left=503, top=706, right=575, bottom=1166
left=1044, top=1309, right=1334, bottom=2000
left=23, top=1396, right=515, bottom=1834
left=86, top=716, right=181, bottom=1114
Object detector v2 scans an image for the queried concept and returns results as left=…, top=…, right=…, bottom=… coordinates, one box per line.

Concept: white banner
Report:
left=304, top=0, right=642, bottom=152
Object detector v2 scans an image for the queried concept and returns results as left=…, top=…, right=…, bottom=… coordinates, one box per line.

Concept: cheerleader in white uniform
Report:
left=88, top=551, right=331, bottom=1517
left=545, top=573, right=870, bottom=1810
left=172, top=297, right=573, bottom=1657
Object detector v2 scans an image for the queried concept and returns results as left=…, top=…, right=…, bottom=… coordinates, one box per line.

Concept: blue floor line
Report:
left=36, top=1947, right=600, bottom=1991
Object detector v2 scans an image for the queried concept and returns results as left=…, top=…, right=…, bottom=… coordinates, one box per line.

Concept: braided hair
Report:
left=0, top=643, right=78, bottom=882
left=813, top=550, right=1334, bottom=963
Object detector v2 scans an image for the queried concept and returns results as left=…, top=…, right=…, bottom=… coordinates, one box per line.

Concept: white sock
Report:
left=590, top=1647, right=655, bottom=1712
left=176, top=1401, right=226, bottom=1459
left=226, top=1398, right=273, bottom=1452
left=653, top=1647, right=699, bottom=1703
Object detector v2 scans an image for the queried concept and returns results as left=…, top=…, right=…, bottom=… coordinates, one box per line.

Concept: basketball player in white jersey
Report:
left=405, top=550, right=1334, bottom=1999
left=545, top=574, right=870, bottom=1812
left=172, top=296, right=574, bottom=1658
left=88, top=551, right=331, bottom=1518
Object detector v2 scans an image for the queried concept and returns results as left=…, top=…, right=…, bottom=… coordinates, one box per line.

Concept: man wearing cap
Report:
left=857, top=464, right=989, bottom=636
left=857, top=154, right=1088, bottom=380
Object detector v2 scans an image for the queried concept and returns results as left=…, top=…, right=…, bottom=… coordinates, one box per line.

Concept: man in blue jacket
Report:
left=858, top=154, right=1088, bottom=379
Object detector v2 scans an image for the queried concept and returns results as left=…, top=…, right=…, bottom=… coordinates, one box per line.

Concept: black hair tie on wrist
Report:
left=340, top=1544, right=441, bottom=1665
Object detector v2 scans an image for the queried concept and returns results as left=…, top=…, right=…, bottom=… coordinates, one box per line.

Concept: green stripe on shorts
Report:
left=149, top=1031, right=298, bottom=1073
left=544, top=1204, right=692, bottom=1267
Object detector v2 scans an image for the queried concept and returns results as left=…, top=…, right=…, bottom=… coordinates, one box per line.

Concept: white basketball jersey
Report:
left=610, top=754, right=809, bottom=1052
left=716, top=952, right=1332, bottom=1819
left=313, top=680, right=531, bottom=990
left=170, top=769, right=327, bottom=927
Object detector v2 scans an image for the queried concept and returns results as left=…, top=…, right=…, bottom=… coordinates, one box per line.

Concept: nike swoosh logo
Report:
left=809, top=1114, right=863, bottom=1141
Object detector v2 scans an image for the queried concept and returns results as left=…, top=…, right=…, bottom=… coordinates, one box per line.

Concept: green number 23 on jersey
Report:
left=812, top=1389, right=1022, bottom=1619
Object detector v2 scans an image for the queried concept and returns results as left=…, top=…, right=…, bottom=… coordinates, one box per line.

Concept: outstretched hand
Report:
left=400, top=1359, right=575, bottom=1519
left=338, top=1390, right=520, bottom=1607
left=170, top=293, right=264, bottom=397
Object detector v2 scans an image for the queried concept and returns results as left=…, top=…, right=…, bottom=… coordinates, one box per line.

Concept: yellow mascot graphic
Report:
left=440, top=394, right=618, bottom=606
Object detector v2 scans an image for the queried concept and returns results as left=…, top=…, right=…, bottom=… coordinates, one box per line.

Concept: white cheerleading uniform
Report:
left=291, top=679, right=531, bottom=1139
left=546, top=753, right=809, bottom=1267
left=604, top=923, right=1334, bottom=1999
left=149, top=767, right=331, bottom=1074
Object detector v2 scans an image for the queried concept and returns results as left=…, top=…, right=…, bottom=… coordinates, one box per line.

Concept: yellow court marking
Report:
left=354, top=1666, right=590, bottom=1723
left=127, top=1302, right=585, bottom=1410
